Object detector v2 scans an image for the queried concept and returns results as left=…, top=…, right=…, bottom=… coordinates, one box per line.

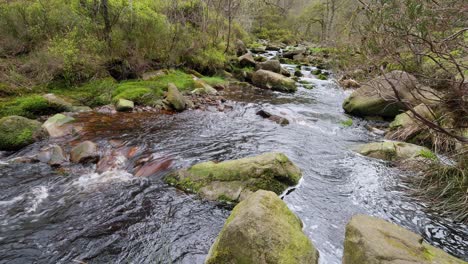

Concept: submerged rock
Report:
left=36, top=145, right=67, bottom=166
left=42, top=114, right=75, bottom=138
left=252, top=70, right=297, bottom=93
left=343, top=214, right=467, bottom=264
left=343, top=71, right=437, bottom=118
left=0, top=116, right=44, bottom=151
left=165, top=152, right=302, bottom=203
left=352, top=141, right=435, bottom=161
left=165, top=83, right=187, bottom=112
left=205, top=190, right=319, bottom=264
left=256, top=110, right=289, bottom=126
left=115, top=98, right=134, bottom=112
left=70, top=141, right=99, bottom=164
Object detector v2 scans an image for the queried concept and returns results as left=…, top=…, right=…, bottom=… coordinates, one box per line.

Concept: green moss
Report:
left=113, top=83, right=153, bottom=105
left=52, top=78, right=117, bottom=107
left=0, top=116, right=43, bottom=151
left=418, top=149, right=437, bottom=160
left=341, top=119, right=353, bottom=127
left=317, top=73, right=328, bottom=80
left=0, top=95, right=67, bottom=118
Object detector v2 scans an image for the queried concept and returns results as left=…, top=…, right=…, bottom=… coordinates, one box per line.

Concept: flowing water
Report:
left=1, top=57, right=467, bottom=264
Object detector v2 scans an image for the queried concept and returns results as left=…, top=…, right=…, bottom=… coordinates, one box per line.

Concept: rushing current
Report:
left=1, top=54, right=467, bottom=264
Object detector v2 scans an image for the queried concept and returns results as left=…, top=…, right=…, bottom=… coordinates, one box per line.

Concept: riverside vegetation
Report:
left=0, top=0, right=467, bottom=263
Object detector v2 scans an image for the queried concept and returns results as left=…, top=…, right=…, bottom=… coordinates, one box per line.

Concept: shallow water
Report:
left=1, top=65, right=467, bottom=264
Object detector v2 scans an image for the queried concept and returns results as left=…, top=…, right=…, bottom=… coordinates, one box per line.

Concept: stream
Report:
left=0, top=55, right=467, bottom=264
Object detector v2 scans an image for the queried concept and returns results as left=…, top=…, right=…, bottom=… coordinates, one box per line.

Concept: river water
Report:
left=0, top=58, right=467, bottom=264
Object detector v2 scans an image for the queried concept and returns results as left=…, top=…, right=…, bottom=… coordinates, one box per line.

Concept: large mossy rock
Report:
left=42, top=114, right=75, bottom=138
left=0, top=116, right=44, bottom=151
left=343, top=214, right=467, bottom=264
left=343, top=71, right=437, bottom=118
left=238, top=53, right=257, bottom=68
left=165, top=152, right=302, bottom=203
left=115, top=99, right=134, bottom=112
left=42, top=93, right=73, bottom=112
left=256, top=60, right=282, bottom=73
left=205, top=190, right=319, bottom=264
left=165, top=83, right=187, bottom=112
left=386, top=104, right=437, bottom=142
left=252, top=70, right=297, bottom=93
left=352, top=141, right=435, bottom=161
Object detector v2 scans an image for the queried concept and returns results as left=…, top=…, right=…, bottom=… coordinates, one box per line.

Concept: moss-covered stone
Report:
left=115, top=98, right=134, bottom=112
left=205, top=190, right=319, bottom=264
left=343, top=71, right=438, bottom=118
left=42, top=114, right=75, bottom=138
left=252, top=70, right=297, bottom=93
left=165, top=152, right=302, bottom=203
left=343, top=214, right=467, bottom=264
left=165, top=83, right=187, bottom=111
left=352, top=141, right=435, bottom=162
left=0, top=116, right=44, bottom=151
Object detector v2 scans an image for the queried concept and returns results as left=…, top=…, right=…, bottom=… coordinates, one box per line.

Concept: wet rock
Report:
left=71, top=106, right=92, bottom=113
left=37, top=145, right=67, bottom=167
left=266, top=42, right=285, bottom=51
left=192, top=80, right=218, bottom=95
left=238, top=53, right=257, bottom=68
left=235, top=39, right=248, bottom=56
left=165, top=83, right=187, bottom=112
left=42, top=114, right=75, bottom=138
left=96, top=104, right=117, bottom=114
left=256, top=110, right=289, bottom=126
left=134, top=159, right=172, bottom=177
left=165, top=152, right=302, bottom=203
left=0, top=116, right=45, bottom=151
left=70, top=141, right=99, bottom=164
left=294, top=70, right=303, bottom=77
left=364, top=125, right=386, bottom=136
left=42, top=93, right=73, bottom=112
left=252, top=70, right=297, bottom=93
left=96, top=148, right=128, bottom=173
left=343, top=71, right=438, bottom=118
left=280, top=67, right=291, bottom=77
left=256, top=60, right=282, bottom=73
left=205, top=190, right=319, bottom=264
left=343, top=214, right=467, bottom=264
left=115, top=99, right=134, bottom=112
left=352, top=141, right=435, bottom=161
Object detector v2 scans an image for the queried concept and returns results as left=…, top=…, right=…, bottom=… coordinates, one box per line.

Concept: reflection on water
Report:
left=0, top=67, right=467, bottom=264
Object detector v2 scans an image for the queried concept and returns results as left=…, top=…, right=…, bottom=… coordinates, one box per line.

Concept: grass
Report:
left=409, top=161, right=468, bottom=223
left=200, top=76, right=227, bottom=87
left=340, top=119, right=353, bottom=127
left=418, top=149, right=437, bottom=160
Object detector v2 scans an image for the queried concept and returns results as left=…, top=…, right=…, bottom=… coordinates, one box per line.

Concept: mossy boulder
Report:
left=343, top=214, right=467, bottom=264
left=165, top=152, right=302, bottom=203
left=256, top=60, right=282, bottom=73
left=238, top=53, right=257, bottom=68
left=192, top=80, right=218, bottom=95
left=0, top=116, right=44, bottom=151
left=42, top=114, right=75, bottom=138
left=115, top=99, right=134, bottom=112
left=352, top=141, right=435, bottom=161
left=343, top=71, right=438, bottom=118
left=165, top=83, right=187, bottom=112
left=42, top=93, right=73, bottom=112
left=252, top=70, right=297, bottom=93
left=205, top=190, right=319, bottom=264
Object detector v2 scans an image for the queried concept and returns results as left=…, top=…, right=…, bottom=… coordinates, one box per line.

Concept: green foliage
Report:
left=187, top=47, right=227, bottom=74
